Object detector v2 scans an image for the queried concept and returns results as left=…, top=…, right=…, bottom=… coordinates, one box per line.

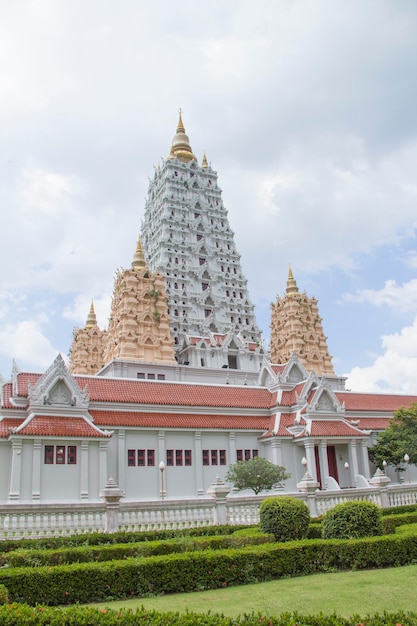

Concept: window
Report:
left=203, top=449, right=226, bottom=466
left=137, top=372, right=145, bottom=379
left=205, top=309, right=211, bottom=317
left=166, top=449, right=174, bottom=466
left=176, top=450, right=183, bottom=466
left=56, top=446, right=66, bottom=464
left=68, top=446, right=77, bottom=465
left=147, top=373, right=155, bottom=380
left=44, top=445, right=54, bottom=464
left=185, top=450, right=192, bottom=466
left=157, top=374, right=165, bottom=381
left=147, top=449, right=155, bottom=466
left=202, top=282, right=209, bottom=291
left=199, top=257, right=206, bottom=265
left=128, top=449, right=156, bottom=467
left=236, top=449, right=258, bottom=462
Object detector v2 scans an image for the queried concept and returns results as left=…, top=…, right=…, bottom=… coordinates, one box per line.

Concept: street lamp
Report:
left=301, top=457, right=308, bottom=473
left=382, top=460, right=387, bottom=474
left=159, top=461, right=166, bottom=499
left=404, top=454, right=410, bottom=483
left=344, top=461, right=350, bottom=488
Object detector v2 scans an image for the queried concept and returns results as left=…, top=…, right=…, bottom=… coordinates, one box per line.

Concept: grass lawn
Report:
left=93, top=564, right=417, bottom=618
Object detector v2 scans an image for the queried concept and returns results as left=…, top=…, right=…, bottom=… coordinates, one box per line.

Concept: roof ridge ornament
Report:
left=167, top=111, right=198, bottom=164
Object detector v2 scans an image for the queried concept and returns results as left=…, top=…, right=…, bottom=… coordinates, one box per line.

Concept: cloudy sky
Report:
left=1, top=0, right=417, bottom=393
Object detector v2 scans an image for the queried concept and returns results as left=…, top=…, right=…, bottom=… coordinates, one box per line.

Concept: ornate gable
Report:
left=28, top=354, right=89, bottom=410
left=280, top=353, right=309, bottom=385
left=305, top=379, right=344, bottom=419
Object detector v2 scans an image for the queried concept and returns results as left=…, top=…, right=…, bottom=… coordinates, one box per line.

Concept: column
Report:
left=158, top=430, right=166, bottom=496
left=194, top=431, right=204, bottom=495
left=304, top=441, right=317, bottom=481
left=31, top=440, right=42, bottom=500
left=9, top=439, right=22, bottom=501
left=80, top=441, right=89, bottom=500
left=117, top=429, right=126, bottom=493
left=318, top=440, right=330, bottom=489
left=228, top=431, right=236, bottom=465
left=358, top=439, right=371, bottom=479
left=99, top=441, right=108, bottom=495
left=348, top=440, right=359, bottom=487
left=271, top=440, right=282, bottom=467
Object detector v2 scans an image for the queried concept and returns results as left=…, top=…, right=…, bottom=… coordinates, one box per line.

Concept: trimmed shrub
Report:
left=322, top=500, right=383, bottom=539
left=259, top=496, right=310, bottom=542
left=0, top=584, right=9, bottom=604
left=382, top=512, right=417, bottom=535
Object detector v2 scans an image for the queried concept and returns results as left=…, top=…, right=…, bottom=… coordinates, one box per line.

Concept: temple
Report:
left=1, top=114, right=416, bottom=504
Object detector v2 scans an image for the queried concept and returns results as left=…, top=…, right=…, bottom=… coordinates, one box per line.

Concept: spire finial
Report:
left=286, top=264, right=299, bottom=295
left=167, top=111, right=198, bottom=163
left=86, top=300, right=97, bottom=328
left=202, top=151, right=208, bottom=168
left=132, top=237, right=147, bottom=271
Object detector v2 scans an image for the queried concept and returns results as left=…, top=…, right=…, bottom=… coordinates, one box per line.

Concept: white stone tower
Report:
left=140, top=113, right=264, bottom=370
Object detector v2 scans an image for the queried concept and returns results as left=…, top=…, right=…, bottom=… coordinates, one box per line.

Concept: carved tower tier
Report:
left=140, top=113, right=263, bottom=370
left=270, top=267, right=335, bottom=376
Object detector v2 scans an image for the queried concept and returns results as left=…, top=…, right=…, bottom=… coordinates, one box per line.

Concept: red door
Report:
left=327, top=446, right=339, bottom=483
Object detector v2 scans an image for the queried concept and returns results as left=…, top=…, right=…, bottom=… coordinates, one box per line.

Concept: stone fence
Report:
left=1, top=477, right=417, bottom=540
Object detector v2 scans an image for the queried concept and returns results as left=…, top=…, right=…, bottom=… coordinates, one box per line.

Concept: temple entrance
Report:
left=314, top=444, right=339, bottom=489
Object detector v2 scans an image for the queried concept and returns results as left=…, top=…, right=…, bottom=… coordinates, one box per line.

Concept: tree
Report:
left=369, top=403, right=417, bottom=472
left=225, top=456, right=290, bottom=495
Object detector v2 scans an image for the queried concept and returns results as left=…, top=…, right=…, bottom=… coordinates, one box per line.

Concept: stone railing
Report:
left=1, top=480, right=417, bottom=540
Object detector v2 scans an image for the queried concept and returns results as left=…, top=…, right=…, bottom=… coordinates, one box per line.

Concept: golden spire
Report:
left=132, top=237, right=147, bottom=270
left=202, top=151, right=208, bottom=168
left=286, top=264, right=299, bottom=295
left=167, top=110, right=198, bottom=163
left=86, top=300, right=97, bottom=328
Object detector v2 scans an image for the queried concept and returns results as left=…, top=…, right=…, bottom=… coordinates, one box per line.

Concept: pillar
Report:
left=271, top=440, right=283, bottom=467
left=8, top=439, right=22, bottom=501
left=194, top=431, right=204, bottom=495
left=80, top=441, right=89, bottom=500
left=31, top=440, right=41, bottom=500
left=318, top=440, right=330, bottom=489
left=117, top=429, right=126, bottom=493
left=348, top=440, right=360, bottom=487
left=304, top=441, right=317, bottom=481
left=358, top=439, right=371, bottom=479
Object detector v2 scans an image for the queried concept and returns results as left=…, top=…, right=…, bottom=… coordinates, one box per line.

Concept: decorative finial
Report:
left=202, top=151, right=208, bottom=168
left=86, top=300, right=97, bottom=328
left=132, top=237, right=147, bottom=271
left=167, top=111, right=198, bottom=164
left=286, top=264, right=299, bottom=295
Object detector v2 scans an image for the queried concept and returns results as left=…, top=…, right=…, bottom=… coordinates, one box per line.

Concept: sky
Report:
left=1, top=0, right=417, bottom=393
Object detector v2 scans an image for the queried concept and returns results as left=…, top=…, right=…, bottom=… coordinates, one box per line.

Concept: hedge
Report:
left=382, top=512, right=417, bottom=534
left=2, top=532, right=417, bottom=605
left=0, top=525, right=251, bottom=553
left=2, top=533, right=273, bottom=568
left=1, top=605, right=417, bottom=626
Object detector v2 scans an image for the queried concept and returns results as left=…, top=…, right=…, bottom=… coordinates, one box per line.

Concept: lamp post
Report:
left=344, top=461, right=350, bottom=488
left=382, top=460, right=387, bottom=474
left=404, top=454, right=410, bottom=483
left=159, top=461, right=166, bottom=499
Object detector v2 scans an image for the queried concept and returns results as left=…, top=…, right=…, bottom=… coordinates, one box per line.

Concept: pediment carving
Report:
left=28, top=354, right=89, bottom=409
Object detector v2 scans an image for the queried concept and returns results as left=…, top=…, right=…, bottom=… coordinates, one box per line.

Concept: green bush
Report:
left=382, top=512, right=417, bottom=534
left=3, top=532, right=417, bottom=606
left=259, top=496, right=310, bottom=542
left=322, top=500, right=383, bottom=540
left=381, top=503, right=417, bottom=516
left=1, top=605, right=417, bottom=626
left=0, top=584, right=9, bottom=604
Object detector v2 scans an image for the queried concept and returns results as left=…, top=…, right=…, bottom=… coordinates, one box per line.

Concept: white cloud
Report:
left=0, top=320, right=59, bottom=372
left=346, top=317, right=417, bottom=393
left=344, top=279, right=417, bottom=313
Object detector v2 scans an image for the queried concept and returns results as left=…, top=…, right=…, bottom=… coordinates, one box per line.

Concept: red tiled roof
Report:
left=271, top=364, right=286, bottom=374
left=0, top=418, right=25, bottom=438
left=296, top=420, right=367, bottom=438
left=90, top=410, right=269, bottom=430
left=259, top=413, right=298, bottom=439
left=13, top=416, right=110, bottom=438
left=337, top=392, right=417, bottom=412
left=78, top=378, right=275, bottom=408
left=16, top=373, right=41, bottom=396
left=348, top=417, right=391, bottom=430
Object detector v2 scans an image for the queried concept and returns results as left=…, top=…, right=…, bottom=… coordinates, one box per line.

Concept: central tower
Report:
left=140, top=113, right=264, bottom=370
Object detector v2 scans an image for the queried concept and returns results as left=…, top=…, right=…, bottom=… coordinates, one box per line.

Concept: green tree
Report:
left=369, top=403, right=417, bottom=472
left=226, top=456, right=290, bottom=495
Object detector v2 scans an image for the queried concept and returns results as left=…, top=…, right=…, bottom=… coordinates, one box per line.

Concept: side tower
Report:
left=103, top=239, right=176, bottom=365
left=140, top=113, right=263, bottom=370
left=69, top=240, right=176, bottom=374
left=270, top=267, right=336, bottom=376
left=69, top=301, right=106, bottom=374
